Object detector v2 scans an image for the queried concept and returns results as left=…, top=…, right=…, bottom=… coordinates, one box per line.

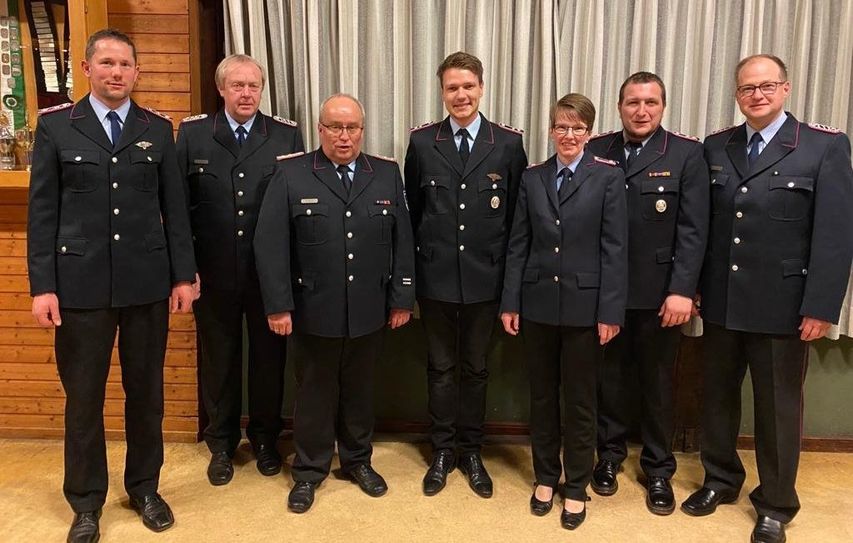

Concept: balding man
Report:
left=683, top=54, right=853, bottom=543
left=177, top=54, right=304, bottom=486
left=254, top=94, right=415, bottom=513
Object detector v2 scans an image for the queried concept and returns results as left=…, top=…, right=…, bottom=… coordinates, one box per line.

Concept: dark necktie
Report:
left=236, top=125, right=247, bottom=146
left=747, top=131, right=763, bottom=168
left=337, top=164, right=352, bottom=194
left=457, top=128, right=470, bottom=164
left=557, top=166, right=572, bottom=198
left=106, top=111, right=122, bottom=149
left=624, top=141, right=642, bottom=170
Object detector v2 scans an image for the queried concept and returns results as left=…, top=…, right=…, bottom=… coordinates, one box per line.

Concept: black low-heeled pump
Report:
left=530, top=483, right=554, bottom=516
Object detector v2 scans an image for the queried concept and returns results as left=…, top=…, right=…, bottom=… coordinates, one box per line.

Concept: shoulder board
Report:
left=671, top=130, right=700, bottom=142
left=589, top=130, right=615, bottom=140
left=181, top=113, right=208, bottom=123
left=409, top=120, right=438, bottom=132
left=143, top=106, right=171, bottom=121
left=38, top=102, right=73, bottom=116
left=526, top=161, right=543, bottom=169
left=372, top=154, right=397, bottom=163
left=495, top=122, right=524, bottom=134
left=593, top=155, right=618, bottom=167
left=709, top=125, right=736, bottom=136
left=806, top=122, right=842, bottom=134
left=273, top=115, right=298, bottom=127
left=276, top=151, right=304, bottom=161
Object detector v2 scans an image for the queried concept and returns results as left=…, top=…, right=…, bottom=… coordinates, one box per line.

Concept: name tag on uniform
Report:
left=710, top=165, right=724, bottom=171
left=648, top=171, right=671, bottom=177
left=193, top=159, right=209, bottom=165
left=300, top=198, right=319, bottom=204
left=375, top=200, right=391, bottom=205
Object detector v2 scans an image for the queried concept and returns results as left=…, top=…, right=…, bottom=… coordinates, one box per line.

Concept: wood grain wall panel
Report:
left=0, top=0, right=201, bottom=443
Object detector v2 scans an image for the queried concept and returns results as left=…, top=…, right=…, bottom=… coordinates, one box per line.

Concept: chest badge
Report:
left=490, top=196, right=501, bottom=209
left=135, top=141, right=153, bottom=150
left=655, top=199, right=667, bottom=213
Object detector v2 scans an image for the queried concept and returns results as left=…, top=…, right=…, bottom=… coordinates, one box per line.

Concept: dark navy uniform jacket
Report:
left=701, top=114, right=853, bottom=335
left=254, top=150, right=416, bottom=338
left=404, top=114, right=527, bottom=304
left=587, top=127, right=709, bottom=309
left=27, top=96, right=196, bottom=308
left=500, top=152, right=628, bottom=327
left=176, top=110, right=304, bottom=290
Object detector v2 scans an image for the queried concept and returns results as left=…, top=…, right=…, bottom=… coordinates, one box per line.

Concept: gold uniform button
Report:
left=199, top=167, right=204, bottom=173
left=237, top=230, right=244, bottom=237
left=430, top=180, right=436, bottom=186
left=787, top=181, right=795, bottom=188
left=556, top=219, right=560, bottom=225
left=658, top=186, right=664, bottom=192
left=734, top=237, right=741, bottom=244
left=306, top=209, right=312, bottom=216
left=459, top=245, right=465, bottom=251
left=554, top=247, right=559, bottom=253
left=237, top=191, right=244, bottom=197
left=492, top=183, right=497, bottom=189
left=147, top=156, right=152, bottom=162
left=348, top=275, right=354, bottom=282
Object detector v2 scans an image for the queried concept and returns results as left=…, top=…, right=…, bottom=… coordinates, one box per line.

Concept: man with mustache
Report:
left=27, top=28, right=196, bottom=542
left=587, top=71, right=709, bottom=515
left=177, top=54, right=304, bottom=486
left=404, top=51, right=528, bottom=498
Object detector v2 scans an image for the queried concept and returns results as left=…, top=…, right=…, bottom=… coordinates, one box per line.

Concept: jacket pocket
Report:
left=576, top=272, right=600, bottom=289
left=145, top=229, right=167, bottom=252
left=130, top=150, right=162, bottom=192
left=781, top=258, right=807, bottom=278
left=420, top=175, right=451, bottom=215
left=56, top=236, right=87, bottom=256
left=656, top=246, right=674, bottom=264
left=291, top=203, right=329, bottom=245
left=710, top=174, right=729, bottom=215
left=641, top=178, right=680, bottom=221
left=60, top=150, right=100, bottom=192
left=768, top=176, right=814, bottom=221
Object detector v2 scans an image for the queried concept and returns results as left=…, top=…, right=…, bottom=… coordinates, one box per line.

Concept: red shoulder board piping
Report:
left=181, top=113, right=208, bottom=123
left=589, top=130, right=615, bottom=140
left=144, top=106, right=172, bottom=121
left=276, top=151, right=304, bottom=161
left=526, top=161, right=542, bottom=169
left=372, top=154, right=397, bottom=163
left=495, top=122, right=524, bottom=134
left=806, top=122, right=842, bottom=134
left=593, top=155, right=618, bottom=167
left=273, top=115, right=298, bottom=127
left=38, top=102, right=73, bottom=116
left=671, top=130, right=700, bottom=141
left=409, top=120, right=438, bottom=132
left=709, top=125, right=736, bottom=136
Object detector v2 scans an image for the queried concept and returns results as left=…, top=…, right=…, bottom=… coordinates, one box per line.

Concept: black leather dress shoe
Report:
left=591, top=459, right=620, bottom=496
left=458, top=452, right=493, bottom=498
left=529, top=484, right=554, bottom=516
left=129, top=493, right=174, bottom=532
left=646, top=476, right=675, bottom=515
left=255, top=443, right=282, bottom=476
left=347, top=464, right=388, bottom=497
left=67, top=509, right=101, bottom=543
left=751, top=516, right=786, bottom=543
left=423, top=449, right=456, bottom=496
left=560, top=503, right=586, bottom=530
left=207, top=451, right=234, bottom=486
left=680, top=487, right=738, bottom=516
left=288, top=481, right=317, bottom=513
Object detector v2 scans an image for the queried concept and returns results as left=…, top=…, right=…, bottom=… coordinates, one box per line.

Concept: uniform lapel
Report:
left=537, top=156, right=559, bottom=213
left=69, top=96, right=113, bottom=152
left=348, top=153, right=375, bottom=203
left=745, top=114, right=799, bottom=180
left=626, top=127, right=666, bottom=177
left=724, top=124, right=749, bottom=179
left=559, top=152, right=591, bottom=204
left=236, top=113, right=268, bottom=166
left=213, top=110, right=240, bottom=158
left=462, top=114, right=495, bottom=178
left=112, top=102, right=149, bottom=154
left=600, top=132, right=625, bottom=168
left=433, top=117, right=465, bottom=176
left=312, top=150, right=349, bottom=202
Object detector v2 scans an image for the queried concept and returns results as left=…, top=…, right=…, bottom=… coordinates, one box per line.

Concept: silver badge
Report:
left=490, top=196, right=500, bottom=209
left=135, top=141, right=153, bottom=150
left=655, top=199, right=667, bottom=213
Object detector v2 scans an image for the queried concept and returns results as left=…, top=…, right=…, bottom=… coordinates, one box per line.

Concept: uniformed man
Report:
left=404, top=51, right=527, bottom=498
left=176, top=54, right=304, bottom=486
left=27, top=29, right=196, bottom=542
left=681, top=54, right=853, bottom=543
left=587, top=72, right=709, bottom=515
left=254, top=94, right=415, bottom=513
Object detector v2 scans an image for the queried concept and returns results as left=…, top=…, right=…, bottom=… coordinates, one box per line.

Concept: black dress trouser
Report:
left=55, top=300, right=168, bottom=513
left=194, top=284, right=286, bottom=455
left=419, top=298, right=497, bottom=453
left=523, top=319, right=600, bottom=501
left=289, top=329, right=384, bottom=483
left=700, top=322, right=807, bottom=524
left=597, top=308, right=680, bottom=477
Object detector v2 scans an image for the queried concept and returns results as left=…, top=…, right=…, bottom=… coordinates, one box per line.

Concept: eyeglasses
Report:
left=321, top=123, right=363, bottom=136
left=736, top=81, right=787, bottom=98
left=552, top=125, right=588, bottom=137
left=228, top=82, right=262, bottom=92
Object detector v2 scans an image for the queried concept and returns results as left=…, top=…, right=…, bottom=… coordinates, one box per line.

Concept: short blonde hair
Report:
left=215, top=54, right=266, bottom=89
